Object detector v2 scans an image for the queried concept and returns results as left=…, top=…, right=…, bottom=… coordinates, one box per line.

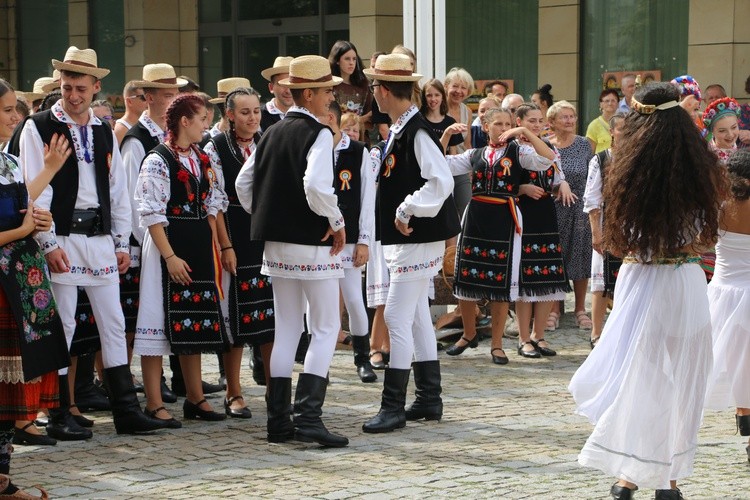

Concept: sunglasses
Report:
left=368, top=83, right=381, bottom=92
left=128, top=94, right=146, bottom=101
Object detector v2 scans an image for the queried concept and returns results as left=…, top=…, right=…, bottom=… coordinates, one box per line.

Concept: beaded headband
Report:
left=631, top=97, right=680, bottom=115
left=702, top=97, right=740, bottom=130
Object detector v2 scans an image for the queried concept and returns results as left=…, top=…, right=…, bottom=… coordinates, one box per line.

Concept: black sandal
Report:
left=530, top=338, right=557, bottom=356
left=517, top=341, right=541, bottom=358
left=590, top=336, right=600, bottom=349
left=369, top=351, right=387, bottom=370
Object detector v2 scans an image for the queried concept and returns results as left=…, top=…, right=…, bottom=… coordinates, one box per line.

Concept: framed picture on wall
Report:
left=602, top=70, right=661, bottom=92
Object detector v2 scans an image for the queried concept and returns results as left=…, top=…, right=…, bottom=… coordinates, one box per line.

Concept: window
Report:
left=17, top=0, right=68, bottom=92
left=580, top=0, right=688, bottom=128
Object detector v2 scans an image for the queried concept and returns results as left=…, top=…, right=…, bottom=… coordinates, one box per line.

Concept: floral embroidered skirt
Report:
left=517, top=196, right=570, bottom=301
left=453, top=198, right=521, bottom=302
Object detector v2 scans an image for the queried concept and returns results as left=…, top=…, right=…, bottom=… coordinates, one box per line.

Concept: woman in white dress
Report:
left=704, top=148, right=750, bottom=464
left=568, top=82, right=726, bottom=500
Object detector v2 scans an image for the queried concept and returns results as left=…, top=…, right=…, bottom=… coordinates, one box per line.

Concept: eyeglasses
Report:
left=102, top=115, right=113, bottom=121
left=368, top=83, right=381, bottom=92
left=128, top=94, right=146, bottom=101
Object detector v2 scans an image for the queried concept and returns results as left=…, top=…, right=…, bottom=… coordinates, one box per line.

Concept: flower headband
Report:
left=631, top=97, right=680, bottom=115
left=702, top=97, right=740, bottom=130
left=670, top=75, right=702, bottom=101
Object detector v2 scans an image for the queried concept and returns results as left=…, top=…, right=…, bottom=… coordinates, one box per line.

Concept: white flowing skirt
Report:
left=568, top=261, right=712, bottom=489
left=704, top=283, right=750, bottom=409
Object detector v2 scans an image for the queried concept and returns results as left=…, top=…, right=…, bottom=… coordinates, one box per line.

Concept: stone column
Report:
left=349, top=0, right=403, bottom=67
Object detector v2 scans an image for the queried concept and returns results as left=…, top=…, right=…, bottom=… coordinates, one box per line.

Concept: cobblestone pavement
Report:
left=11, top=299, right=750, bottom=499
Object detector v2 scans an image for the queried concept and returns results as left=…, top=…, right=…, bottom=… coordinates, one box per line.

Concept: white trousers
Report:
left=384, top=278, right=437, bottom=369
left=270, top=277, right=340, bottom=378
left=52, top=282, right=128, bottom=374
left=339, top=268, right=368, bottom=337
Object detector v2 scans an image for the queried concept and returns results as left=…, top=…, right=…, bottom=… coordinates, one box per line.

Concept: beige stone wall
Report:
left=0, top=0, right=18, bottom=87
left=349, top=0, right=403, bottom=66
left=538, top=0, right=580, bottom=109
left=68, top=0, right=88, bottom=48
left=123, top=0, right=198, bottom=82
left=688, top=0, right=750, bottom=103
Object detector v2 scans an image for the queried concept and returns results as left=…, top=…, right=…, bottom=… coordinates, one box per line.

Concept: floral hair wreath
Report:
left=670, top=75, right=702, bottom=101
left=702, top=96, right=740, bottom=130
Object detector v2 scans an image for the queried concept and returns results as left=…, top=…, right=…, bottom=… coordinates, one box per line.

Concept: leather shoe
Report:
left=160, top=377, right=178, bottom=403
left=202, top=380, right=224, bottom=395
left=517, top=341, right=541, bottom=358
left=529, top=338, right=557, bottom=356
left=13, top=422, right=57, bottom=446
left=144, top=407, right=182, bottom=429
left=183, top=399, right=226, bottom=421
left=369, top=351, right=388, bottom=370
left=610, top=483, right=637, bottom=499
left=75, top=383, right=111, bottom=412
left=445, top=335, right=479, bottom=356
left=224, top=396, right=252, bottom=419
left=490, top=348, right=508, bottom=365
left=46, top=412, right=93, bottom=441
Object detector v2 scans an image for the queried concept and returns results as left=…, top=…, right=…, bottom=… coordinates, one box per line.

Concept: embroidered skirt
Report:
left=0, top=289, right=59, bottom=420
left=517, top=196, right=570, bottom=301
left=453, top=198, right=520, bottom=302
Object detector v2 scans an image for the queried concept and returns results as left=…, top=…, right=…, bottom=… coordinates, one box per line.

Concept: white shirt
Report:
left=583, top=150, right=605, bottom=214
left=378, top=106, right=456, bottom=282
left=446, top=142, right=555, bottom=177
left=19, top=101, right=131, bottom=285
left=203, top=135, right=251, bottom=210
left=234, top=106, right=345, bottom=279
left=120, top=112, right=166, bottom=246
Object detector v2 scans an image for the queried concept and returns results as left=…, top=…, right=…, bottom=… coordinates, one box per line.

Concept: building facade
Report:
left=1, top=0, right=748, bottom=127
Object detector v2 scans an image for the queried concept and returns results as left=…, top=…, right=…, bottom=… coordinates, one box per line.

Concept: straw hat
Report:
left=41, top=70, right=61, bottom=92
left=135, top=64, right=188, bottom=89
left=261, top=56, right=294, bottom=82
left=22, top=77, right=55, bottom=101
left=51, top=46, right=110, bottom=79
left=209, top=77, right=251, bottom=104
left=277, top=55, right=342, bottom=89
left=363, top=54, right=422, bottom=82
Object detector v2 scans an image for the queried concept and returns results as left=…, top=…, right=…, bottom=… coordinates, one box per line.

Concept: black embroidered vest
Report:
left=250, top=111, right=333, bottom=246
left=334, top=140, right=365, bottom=244
left=22, top=111, right=113, bottom=236
left=150, top=144, right=211, bottom=221
left=520, top=138, right=555, bottom=192
left=210, top=131, right=260, bottom=206
left=469, top=140, right=523, bottom=197
left=260, top=105, right=282, bottom=132
left=377, top=113, right=460, bottom=245
left=121, top=121, right=160, bottom=155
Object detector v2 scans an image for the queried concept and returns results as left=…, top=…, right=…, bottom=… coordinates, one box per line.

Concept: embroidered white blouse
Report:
left=234, top=106, right=345, bottom=280
left=19, top=101, right=131, bottom=286
left=583, top=151, right=605, bottom=214
left=135, top=148, right=227, bottom=231
left=203, top=135, right=251, bottom=206
left=120, top=112, right=166, bottom=247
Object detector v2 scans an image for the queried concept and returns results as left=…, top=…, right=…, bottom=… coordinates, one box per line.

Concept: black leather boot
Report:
left=352, top=335, right=377, bottom=383
left=266, top=377, right=294, bottom=443
left=293, top=373, right=348, bottom=447
left=46, top=374, right=93, bottom=441
left=362, top=367, right=410, bottom=433
left=295, top=333, right=310, bottom=365
left=405, top=360, right=443, bottom=421
left=74, top=352, right=111, bottom=412
left=737, top=414, right=750, bottom=436
left=103, top=365, right=169, bottom=435
left=252, top=345, right=267, bottom=386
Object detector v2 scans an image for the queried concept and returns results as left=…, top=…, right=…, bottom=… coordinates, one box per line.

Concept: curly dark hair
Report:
left=602, top=82, right=726, bottom=257
left=726, top=149, right=750, bottom=201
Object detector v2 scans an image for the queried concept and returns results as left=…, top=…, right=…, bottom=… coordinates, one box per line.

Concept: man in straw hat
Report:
left=119, top=64, right=184, bottom=406
left=361, top=53, right=460, bottom=434
left=12, top=46, right=168, bottom=439
left=235, top=54, right=349, bottom=448
left=19, top=76, right=55, bottom=113
left=208, top=77, right=251, bottom=138
left=260, top=56, right=294, bottom=131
